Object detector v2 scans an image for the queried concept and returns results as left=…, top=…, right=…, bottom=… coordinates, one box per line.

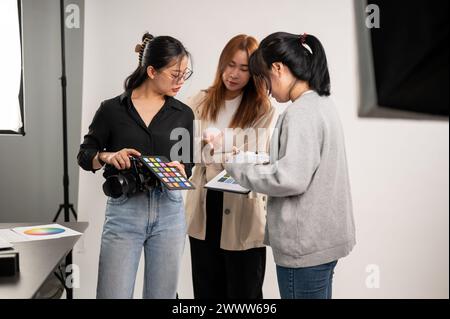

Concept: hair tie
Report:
left=299, top=33, right=313, bottom=55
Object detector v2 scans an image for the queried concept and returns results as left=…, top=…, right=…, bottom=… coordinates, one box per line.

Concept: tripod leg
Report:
left=69, top=205, right=78, bottom=220
left=53, top=205, right=64, bottom=222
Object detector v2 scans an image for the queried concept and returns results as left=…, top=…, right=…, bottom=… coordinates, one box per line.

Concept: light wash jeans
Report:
left=96, top=186, right=186, bottom=299
left=276, top=260, right=338, bottom=299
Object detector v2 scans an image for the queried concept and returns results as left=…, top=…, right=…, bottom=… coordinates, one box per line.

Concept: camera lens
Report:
left=103, top=172, right=137, bottom=198
left=103, top=176, right=124, bottom=198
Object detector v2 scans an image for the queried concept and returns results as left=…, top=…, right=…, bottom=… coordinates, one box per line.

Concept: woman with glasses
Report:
left=77, top=32, right=194, bottom=299
left=185, top=34, right=276, bottom=299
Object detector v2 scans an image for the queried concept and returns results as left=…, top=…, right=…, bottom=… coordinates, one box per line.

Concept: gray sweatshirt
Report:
left=224, top=91, right=356, bottom=268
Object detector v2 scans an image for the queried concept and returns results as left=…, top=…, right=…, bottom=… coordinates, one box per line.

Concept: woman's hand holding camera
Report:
left=99, top=148, right=142, bottom=170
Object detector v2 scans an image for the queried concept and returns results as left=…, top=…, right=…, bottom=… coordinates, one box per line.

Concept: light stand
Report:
left=52, top=0, right=77, bottom=299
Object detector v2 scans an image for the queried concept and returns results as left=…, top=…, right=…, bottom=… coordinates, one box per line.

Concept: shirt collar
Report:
left=119, top=91, right=184, bottom=111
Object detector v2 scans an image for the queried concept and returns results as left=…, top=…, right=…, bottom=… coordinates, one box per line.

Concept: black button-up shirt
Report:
left=77, top=91, right=195, bottom=178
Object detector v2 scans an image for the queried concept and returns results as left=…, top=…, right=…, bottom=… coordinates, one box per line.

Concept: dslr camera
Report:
left=102, top=156, right=156, bottom=198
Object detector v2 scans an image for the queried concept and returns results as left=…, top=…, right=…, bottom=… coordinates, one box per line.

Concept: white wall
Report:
left=0, top=0, right=84, bottom=223
left=75, top=0, right=449, bottom=299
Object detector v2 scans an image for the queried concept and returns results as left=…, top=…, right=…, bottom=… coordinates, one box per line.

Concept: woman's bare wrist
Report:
left=92, top=152, right=107, bottom=170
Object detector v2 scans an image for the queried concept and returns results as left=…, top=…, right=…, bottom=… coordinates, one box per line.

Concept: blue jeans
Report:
left=276, top=260, right=338, bottom=299
left=96, top=186, right=186, bottom=299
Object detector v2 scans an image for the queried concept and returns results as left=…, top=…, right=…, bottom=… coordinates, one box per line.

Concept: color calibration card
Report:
left=140, top=156, right=195, bottom=190
left=204, top=169, right=250, bottom=194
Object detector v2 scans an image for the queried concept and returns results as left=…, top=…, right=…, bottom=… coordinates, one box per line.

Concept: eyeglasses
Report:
left=160, top=68, right=193, bottom=82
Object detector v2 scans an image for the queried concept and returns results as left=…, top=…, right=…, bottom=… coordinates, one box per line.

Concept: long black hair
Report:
left=124, top=32, right=190, bottom=92
left=249, top=32, right=331, bottom=96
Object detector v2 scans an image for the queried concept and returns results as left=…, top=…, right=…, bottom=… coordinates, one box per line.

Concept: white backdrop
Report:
left=75, top=0, right=449, bottom=298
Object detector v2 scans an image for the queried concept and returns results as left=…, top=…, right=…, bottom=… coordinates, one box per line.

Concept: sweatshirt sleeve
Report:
left=224, top=107, right=322, bottom=197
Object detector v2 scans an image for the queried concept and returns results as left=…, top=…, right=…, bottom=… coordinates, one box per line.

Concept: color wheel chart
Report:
left=23, top=227, right=66, bottom=236
left=11, top=224, right=82, bottom=242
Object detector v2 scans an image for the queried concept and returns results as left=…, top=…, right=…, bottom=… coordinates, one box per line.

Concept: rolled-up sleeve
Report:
left=77, top=102, right=109, bottom=173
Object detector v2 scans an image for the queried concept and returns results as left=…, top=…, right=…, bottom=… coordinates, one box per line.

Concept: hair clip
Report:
left=142, top=37, right=151, bottom=46
left=135, top=44, right=142, bottom=53
left=299, top=33, right=313, bottom=55
left=300, top=33, right=308, bottom=44
left=136, top=38, right=151, bottom=65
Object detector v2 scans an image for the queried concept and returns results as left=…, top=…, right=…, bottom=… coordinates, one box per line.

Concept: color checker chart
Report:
left=139, top=156, right=195, bottom=190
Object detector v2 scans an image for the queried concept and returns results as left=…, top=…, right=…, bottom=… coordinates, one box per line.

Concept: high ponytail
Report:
left=124, top=32, right=190, bottom=92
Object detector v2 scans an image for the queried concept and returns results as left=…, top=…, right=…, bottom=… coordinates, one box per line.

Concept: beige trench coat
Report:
left=185, top=91, right=277, bottom=251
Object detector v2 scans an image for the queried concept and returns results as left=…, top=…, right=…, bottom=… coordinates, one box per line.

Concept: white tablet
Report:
left=204, top=170, right=250, bottom=195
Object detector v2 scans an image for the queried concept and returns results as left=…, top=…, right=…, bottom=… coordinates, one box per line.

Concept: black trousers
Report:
left=189, top=190, right=266, bottom=299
